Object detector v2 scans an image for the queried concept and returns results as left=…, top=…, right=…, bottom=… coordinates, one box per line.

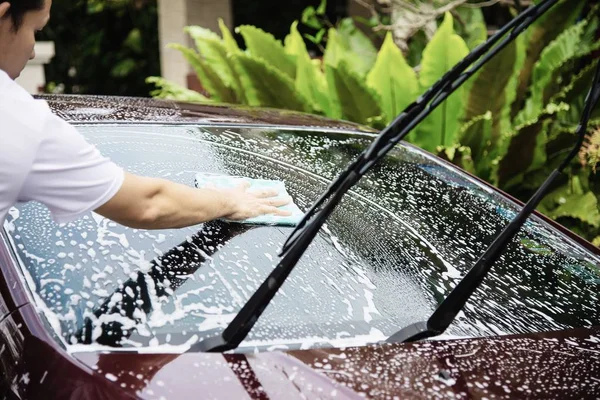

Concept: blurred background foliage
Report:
left=37, top=0, right=160, bottom=96
left=37, top=0, right=351, bottom=96
left=36, top=0, right=522, bottom=97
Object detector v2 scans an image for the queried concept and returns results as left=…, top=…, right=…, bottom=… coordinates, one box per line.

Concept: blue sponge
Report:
left=194, top=173, right=304, bottom=226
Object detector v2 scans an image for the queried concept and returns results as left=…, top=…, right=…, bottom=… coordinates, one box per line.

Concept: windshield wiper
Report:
left=189, top=0, right=560, bottom=353
left=279, top=0, right=559, bottom=256
left=387, top=59, right=600, bottom=343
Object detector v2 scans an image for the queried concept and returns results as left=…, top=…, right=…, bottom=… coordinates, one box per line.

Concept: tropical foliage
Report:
left=149, top=0, right=600, bottom=244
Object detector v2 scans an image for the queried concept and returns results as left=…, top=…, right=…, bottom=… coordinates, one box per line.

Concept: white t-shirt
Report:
left=0, top=69, right=124, bottom=225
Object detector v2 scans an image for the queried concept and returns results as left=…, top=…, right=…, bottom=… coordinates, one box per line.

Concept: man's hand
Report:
left=214, top=181, right=291, bottom=221
left=95, top=173, right=291, bottom=230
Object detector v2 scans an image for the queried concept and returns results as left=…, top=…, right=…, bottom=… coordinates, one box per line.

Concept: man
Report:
left=0, top=0, right=290, bottom=228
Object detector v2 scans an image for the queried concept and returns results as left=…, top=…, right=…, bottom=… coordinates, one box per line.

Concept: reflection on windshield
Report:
left=3, top=124, right=600, bottom=352
left=77, top=221, right=251, bottom=347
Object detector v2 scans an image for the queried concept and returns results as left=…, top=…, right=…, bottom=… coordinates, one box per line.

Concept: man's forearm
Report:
left=96, top=174, right=235, bottom=229
left=142, top=179, right=235, bottom=229
left=96, top=173, right=287, bottom=230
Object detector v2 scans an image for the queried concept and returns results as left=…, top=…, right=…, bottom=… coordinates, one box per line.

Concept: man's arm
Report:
left=16, top=104, right=289, bottom=229
left=94, top=173, right=291, bottom=230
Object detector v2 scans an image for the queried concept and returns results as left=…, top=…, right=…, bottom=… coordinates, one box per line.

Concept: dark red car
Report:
left=1, top=95, right=599, bottom=399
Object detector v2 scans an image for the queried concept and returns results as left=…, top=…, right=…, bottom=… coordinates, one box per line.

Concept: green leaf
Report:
left=304, top=33, right=320, bottom=44
left=324, top=24, right=376, bottom=78
left=186, top=25, right=222, bottom=48
left=463, top=39, right=520, bottom=146
left=218, top=18, right=240, bottom=54
left=501, top=34, right=527, bottom=135
left=302, top=6, right=322, bottom=30
left=323, top=28, right=343, bottom=68
left=495, top=102, right=569, bottom=188
left=236, top=25, right=296, bottom=79
left=285, top=21, right=330, bottom=115
left=316, top=0, right=327, bottom=15
left=110, top=58, right=137, bottom=78
left=336, top=18, right=377, bottom=76
left=367, top=115, right=387, bottom=130
left=537, top=172, right=600, bottom=244
left=303, top=29, right=326, bottom=45
left=87, top=1, right=104, bottom=14
left=515, top=17, right=600, bottom=126
left=519, top=128, right=574, bottom=191
left=146, top=77, right=212, bottom=103
left=454, top=7, right=487, bottom=50
left=542, top=14, right=600, bottom=105
left=315, top=28, right=326, bottom=44
left=589, top=160, right=600, bottom=216
left=366, top=32, right=418, bottom=125
left=551, top=62, right=600, bottom=130
left=549, top=190, right=600, bottom=228
left=457, top=111, right=492, bottom=176
left=511, top=0, right=586, bottom=119
left=414, top=13, right=469, bottom=150
left=353, top=16, right=375, bottom=29
left=231, top=51, right=311, bottom=112
left=168, top=43, right=237, bottom=103
left=185, top=26, right=245, bottom=103
left=123, top=28, right=143, bottom=54
left=325, top=60, right=382, bottom=125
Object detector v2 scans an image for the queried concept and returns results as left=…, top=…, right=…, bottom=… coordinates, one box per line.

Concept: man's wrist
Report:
left=222, top=194, right=236, bottom=218
left=210, top=189, right=236, bottom=219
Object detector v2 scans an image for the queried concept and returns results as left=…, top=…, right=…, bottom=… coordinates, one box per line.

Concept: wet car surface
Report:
left=1, top=95, right=599, bottom=399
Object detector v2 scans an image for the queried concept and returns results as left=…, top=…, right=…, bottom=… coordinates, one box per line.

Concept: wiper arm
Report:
left=387, top=59, right=600, bottom=344
left=279, top=0, right=558, bottom=256
left=189, top=0, right=560, bottom=353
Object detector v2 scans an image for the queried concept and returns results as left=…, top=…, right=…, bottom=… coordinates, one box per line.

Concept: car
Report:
left=1, top=94, right=599, bottom=399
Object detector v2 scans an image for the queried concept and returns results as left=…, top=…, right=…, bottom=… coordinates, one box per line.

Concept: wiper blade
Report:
left=387, top=59, right=600, bottom=344
left=279, top=0, right=559, bottom=256
left=188, top=173, right=357, bottom=352
left=190, top=0, right=560, bottom=353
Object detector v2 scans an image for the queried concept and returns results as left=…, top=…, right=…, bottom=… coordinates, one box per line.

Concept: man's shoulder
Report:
left=0, top=72, right=52, bottom=134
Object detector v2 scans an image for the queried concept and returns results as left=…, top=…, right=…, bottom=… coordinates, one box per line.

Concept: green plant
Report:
left=147, top=8, right=489, bottom=126
left=301, top=0, right=329, bottom=47
left=148, top=0, right=600, bottom=244
left=441, top=3, right=600, bottom=244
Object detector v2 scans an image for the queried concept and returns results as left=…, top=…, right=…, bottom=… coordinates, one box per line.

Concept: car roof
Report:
left=39, top=94, right=376, bottom=131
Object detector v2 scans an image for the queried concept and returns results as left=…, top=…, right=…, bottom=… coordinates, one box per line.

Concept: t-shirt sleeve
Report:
left=19, top=108, right=125, bottom=224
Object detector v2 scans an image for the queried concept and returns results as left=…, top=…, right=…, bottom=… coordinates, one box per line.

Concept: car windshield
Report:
left=3, top=124, right=600, bottom=352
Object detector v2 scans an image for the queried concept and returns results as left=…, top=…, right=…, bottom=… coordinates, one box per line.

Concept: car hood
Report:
left=69, top=326, right=600, bottom=399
